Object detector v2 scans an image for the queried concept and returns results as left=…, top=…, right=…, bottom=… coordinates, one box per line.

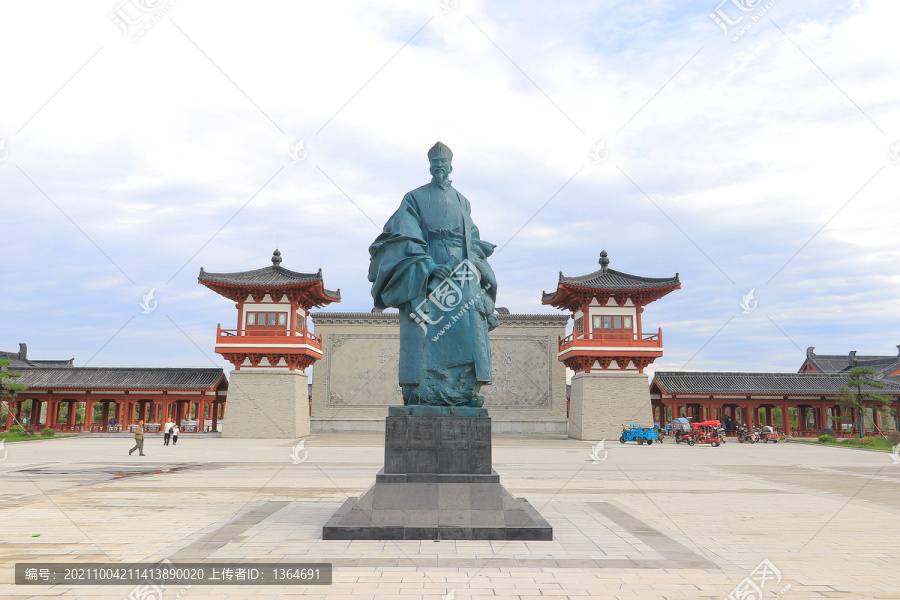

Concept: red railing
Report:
left=216, top=325, right=322, bottom=345
left=559, top=328, right=663, bottom=351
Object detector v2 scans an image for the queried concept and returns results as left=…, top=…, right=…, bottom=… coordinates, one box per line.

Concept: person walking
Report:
left=128, top=420, right=146, bottom=456
left=163, top=419, right=174, bottom=446
left=171, top=424, right=179, bottom=445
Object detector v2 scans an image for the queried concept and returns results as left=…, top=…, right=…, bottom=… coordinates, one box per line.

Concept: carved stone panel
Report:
left=326, top=334, right=401, bottom=407
left=481, top=337, right=551, bottom=410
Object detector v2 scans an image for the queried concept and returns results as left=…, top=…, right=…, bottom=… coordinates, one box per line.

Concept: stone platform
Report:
left=322, top=415, right=553, bottom=540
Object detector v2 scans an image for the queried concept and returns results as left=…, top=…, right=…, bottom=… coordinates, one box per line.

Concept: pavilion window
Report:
left=592, top=315, right=633, bottom=331
left=246, top=312, right=288, bottom=328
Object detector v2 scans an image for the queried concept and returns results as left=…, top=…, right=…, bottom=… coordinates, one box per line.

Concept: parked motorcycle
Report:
left=737, top=427, right=757, bottom=443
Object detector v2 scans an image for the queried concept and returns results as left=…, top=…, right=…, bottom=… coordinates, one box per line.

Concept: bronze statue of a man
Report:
left=368, top=142, right=499, bottom=407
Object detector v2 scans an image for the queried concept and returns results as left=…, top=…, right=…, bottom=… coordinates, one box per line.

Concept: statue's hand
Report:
left=430, top=264, right=452, bottom=282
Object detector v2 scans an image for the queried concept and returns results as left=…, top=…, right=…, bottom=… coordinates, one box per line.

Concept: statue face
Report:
left=429, top=157, right=452, bottom=180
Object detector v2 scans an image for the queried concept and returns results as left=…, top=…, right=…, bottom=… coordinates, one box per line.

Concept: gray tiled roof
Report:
left=806, top=355, right=900, bottom=374
left=542, top=268, right=679, bottom=302
left=652, top=371, right=900, bottom=396
left=15, top=368, right=226, bottom=390
left=0, top=351, right=73, bottom=369
left=199, top=265, right=321, bottom=286
left=199, top=265, right=340, bottom=299
left=199, top=250, right=340, bottom=300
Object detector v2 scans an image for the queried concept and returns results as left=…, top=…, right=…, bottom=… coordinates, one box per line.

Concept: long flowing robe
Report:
left=368, top=180, right=498, bottom=406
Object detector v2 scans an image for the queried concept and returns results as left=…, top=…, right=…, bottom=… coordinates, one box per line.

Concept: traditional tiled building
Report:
left=543, top=250, right=680, bottom=440
left=198, top=249, right=340, bottom=438
left=650, top=347, right=900, bottom=436
left=2, top=344, right=227, bottom=433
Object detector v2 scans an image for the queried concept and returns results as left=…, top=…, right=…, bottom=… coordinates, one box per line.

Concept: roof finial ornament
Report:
left=272, top=248, right=282, bottom=267
left=599, top=249, right=610, bottom=273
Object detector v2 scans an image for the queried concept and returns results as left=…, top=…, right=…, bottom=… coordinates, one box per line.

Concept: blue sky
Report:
left=2, top=0, right=899, bottom=382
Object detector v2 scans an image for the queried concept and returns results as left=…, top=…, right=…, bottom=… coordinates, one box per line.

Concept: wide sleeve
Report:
left=368, top=194, right=436, bottom=310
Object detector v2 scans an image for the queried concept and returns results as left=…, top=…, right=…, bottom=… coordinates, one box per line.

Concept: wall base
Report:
left=569, top=371, right=652, bottom=441
left=222, top=370, right=309, bottom=439
left=310, top=417, right=568, bottom=435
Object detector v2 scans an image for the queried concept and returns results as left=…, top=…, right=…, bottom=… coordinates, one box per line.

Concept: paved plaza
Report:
left=1, top=433, right=899, bottom=599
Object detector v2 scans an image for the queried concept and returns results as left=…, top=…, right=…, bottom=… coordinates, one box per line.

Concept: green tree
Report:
left=836, top=367, right=893, bottom=438
left=1, top=359, right=28, bottom=429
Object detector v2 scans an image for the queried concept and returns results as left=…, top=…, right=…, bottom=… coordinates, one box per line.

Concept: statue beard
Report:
left=430, top=166, right=451, bottom=186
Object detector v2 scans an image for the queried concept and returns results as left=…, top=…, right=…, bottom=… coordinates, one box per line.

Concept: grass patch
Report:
left=794, top=436, right=895, bottom=451
left=0, top=432, right=79, bottom=443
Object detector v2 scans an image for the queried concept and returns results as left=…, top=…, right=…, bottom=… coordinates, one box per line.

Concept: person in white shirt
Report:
left=171, top=424, right=180, bottom=445
left=163, top=420, right=174, bottom=446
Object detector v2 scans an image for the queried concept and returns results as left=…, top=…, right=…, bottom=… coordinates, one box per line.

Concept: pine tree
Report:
left=0, top=359, right=28, bottom=429
left=836, top=367, right=893, bottom=438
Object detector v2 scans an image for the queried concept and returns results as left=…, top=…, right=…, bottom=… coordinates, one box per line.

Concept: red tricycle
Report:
left=691, top=420, right=724, bottom=447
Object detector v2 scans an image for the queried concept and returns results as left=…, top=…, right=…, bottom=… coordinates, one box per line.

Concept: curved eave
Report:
left=559, top=267, right=680, bottom=288
left=198, top=265, right=323, bottom=285
left=199, top=277, right=340, bottom=307
left=542, top=282, right=681, bottom=309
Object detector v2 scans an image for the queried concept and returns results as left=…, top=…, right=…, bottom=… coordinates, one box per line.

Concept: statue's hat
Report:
left=427, top=141, right=453, bottom=160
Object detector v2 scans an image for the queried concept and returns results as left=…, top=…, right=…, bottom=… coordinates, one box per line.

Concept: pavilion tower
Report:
left=199, top=249, right=340, bottom=438
left=542, top=250, right=679, bottom=440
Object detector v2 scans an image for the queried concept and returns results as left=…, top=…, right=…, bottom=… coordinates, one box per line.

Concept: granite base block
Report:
left=322, top=471, right=553, bottom=540
left=322, top=415, right=552, bottom=540
left=384, top=415, right=491, bottom=474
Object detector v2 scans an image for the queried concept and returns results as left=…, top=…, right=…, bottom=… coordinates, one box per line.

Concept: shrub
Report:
left=818, top=434, right=835, bottom=444
left=9, top=424, right=25, bottom=434
left=40, top=427, right=55, bottom=437
left=847, top=436, right=877, bottom=446
left=819, top=427, right=836, bottom=438
left=884, top=430, right=900, bottom=446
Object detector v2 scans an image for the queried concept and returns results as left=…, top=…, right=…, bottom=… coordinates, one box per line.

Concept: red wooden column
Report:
left=35, top=398, right=44, bottom=427
left=212, top=400, right=219, bottom=431
left=67, top=401, right=77, bottom=427
left=84, top=397, right=94, bottom=431
left=199, top=399, right=206, bottom=432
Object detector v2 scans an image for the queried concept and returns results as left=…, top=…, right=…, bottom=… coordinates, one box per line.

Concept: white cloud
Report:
left=1, top=0, right=899, bottom=374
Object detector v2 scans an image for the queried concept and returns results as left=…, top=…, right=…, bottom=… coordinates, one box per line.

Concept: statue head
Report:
left=428, top=141, right=453, bottom=183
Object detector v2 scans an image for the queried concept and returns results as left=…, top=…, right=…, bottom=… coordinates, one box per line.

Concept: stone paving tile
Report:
left=1, top=436, right=899, bottom=599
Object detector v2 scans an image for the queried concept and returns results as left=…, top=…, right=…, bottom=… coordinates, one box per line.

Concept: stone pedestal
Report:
left=222, top=370, right=309, bottom=439
left=569, top=371, right=652, bottom=441
left=323, top=415, right=552, bottom=540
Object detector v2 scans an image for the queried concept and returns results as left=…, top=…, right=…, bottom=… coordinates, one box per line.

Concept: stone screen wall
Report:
left=309, top=312, right=568, bottom=434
